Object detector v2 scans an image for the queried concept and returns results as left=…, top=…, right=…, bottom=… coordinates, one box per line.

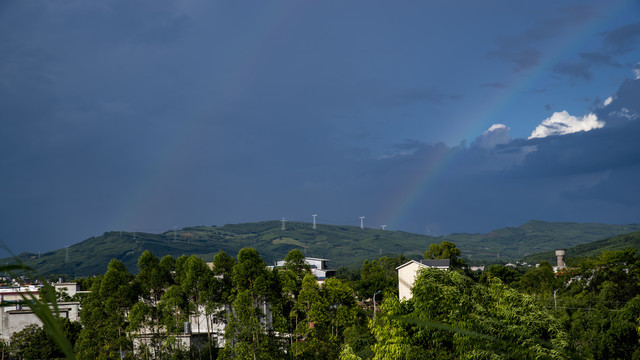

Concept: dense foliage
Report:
left=16, top=242, right=640, bottom=359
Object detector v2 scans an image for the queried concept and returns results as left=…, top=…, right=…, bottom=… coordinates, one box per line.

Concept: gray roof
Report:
left=419, top=259, right=450, bottom=267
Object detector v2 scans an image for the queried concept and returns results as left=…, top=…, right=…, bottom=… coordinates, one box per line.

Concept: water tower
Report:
left=555, top=249, right=566, bottom=269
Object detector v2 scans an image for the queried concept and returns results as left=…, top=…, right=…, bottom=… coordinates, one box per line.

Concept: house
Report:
left=53, top=282, right=81, bottom=298
left=274, top=257, right=336, bottom=283
left=0, top=283, right=82, bottom=342
left=396, top=259, right=450, bottom=300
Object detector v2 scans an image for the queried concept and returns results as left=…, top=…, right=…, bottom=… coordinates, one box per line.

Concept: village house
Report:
left=396, top=259, right=450, bottom=300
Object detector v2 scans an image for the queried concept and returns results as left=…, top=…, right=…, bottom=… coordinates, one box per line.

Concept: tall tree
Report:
left=359, top=255, right=406, bottom=301
left=179, top=255, right=213, bottom=335
left=292, top=275, right=359, bottom=359
left=221, top=248, right=284, bottom=360
left=75, top=259, right=139, bottom=359
left=131, top=251, right=173, bottom=353
left=424, top=241, right=466, bottom=269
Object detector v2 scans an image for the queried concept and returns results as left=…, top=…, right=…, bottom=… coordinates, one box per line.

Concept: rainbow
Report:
left=383, top=2, right=632, bottom=231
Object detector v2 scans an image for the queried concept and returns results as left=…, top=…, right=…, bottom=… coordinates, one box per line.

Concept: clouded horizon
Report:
left=1, top=0, right=640, bottom=254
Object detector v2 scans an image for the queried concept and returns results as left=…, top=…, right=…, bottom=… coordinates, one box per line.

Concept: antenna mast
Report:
left=312, top=214, right=317, bottom=230
left=360, top=216, right=365, bottom=230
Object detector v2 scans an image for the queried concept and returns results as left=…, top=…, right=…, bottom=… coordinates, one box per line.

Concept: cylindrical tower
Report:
left=555, top=249, right=566, bottom=268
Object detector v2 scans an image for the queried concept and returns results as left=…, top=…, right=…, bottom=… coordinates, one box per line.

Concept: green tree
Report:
left=131, top=250, right=173, bottom=354
left=11, top=319, right=82, bottom=359
left=370, top=268, right=569, bottom=359
left=11, top=324, right=54, bottom=359
left=75, top=259, right=139, bottom=359
left=212, top=249, right=236, bottom=307
left=292, top=275, right=360, bottom=359
left=291, top=273, right=325, bottom=358
left=555, top=248, right=640, bottom=359
left=483, top=264, right=522, bottom=286
left=283, top=249, right=311, bottom=283
left=424, top=241, right=466, bottom=269
left=517, top=261, right=558, bottom=296
left=221, top=290, right=281, bottom=360
left=220, top=248, right=284, bottom=360
left=179, top=255, right=214, bottom=335
left=358, top=255, right=406, bottom=302
left=158, top=284, right=189, bottom=334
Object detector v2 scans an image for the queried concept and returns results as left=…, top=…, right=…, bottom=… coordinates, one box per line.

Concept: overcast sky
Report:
left=1, top=0, right=640, bottom=254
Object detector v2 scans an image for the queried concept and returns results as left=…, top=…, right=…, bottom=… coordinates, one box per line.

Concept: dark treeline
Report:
left=8, top=243, right=640, bottom=359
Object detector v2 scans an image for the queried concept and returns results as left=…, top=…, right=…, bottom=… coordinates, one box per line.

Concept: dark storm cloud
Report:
left=486, top=47, right=543, bottom=72
left=579, top=52, right=622, bottom=67
left=480, top=82, right=507, bottom=88
left=552, top=61, right=593, bottom=81
left=602, top=22, right=640, bottom=54
left=487, top=5, right=597, bottom=72
left=371, top=117, right=640, bottom=235
left=1, top=0, right=638, bottom=253
left=595, top=78, right=640, bottom=125
left=367, top=78, right=640, bottom=234
left=392, top=139, right=428, bottom=151
left=371, top=87, right=462, bottom=107
left=550, top=50, right=624, bottom=83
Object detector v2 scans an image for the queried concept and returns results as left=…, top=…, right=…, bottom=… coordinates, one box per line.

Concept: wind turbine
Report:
left=312, top=214, right=317, bottom=230
left=360, top=216, right=365, bottom=230
left=281, top=217, right=287, bottom=230
left=381, top=225, right=387, bottom=230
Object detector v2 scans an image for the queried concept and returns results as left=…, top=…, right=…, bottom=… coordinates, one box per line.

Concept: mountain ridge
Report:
left=7, top=220, right=640, bottom=277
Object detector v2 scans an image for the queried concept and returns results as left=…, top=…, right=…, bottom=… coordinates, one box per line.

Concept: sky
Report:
left=1, top=0, right=640, bottom=255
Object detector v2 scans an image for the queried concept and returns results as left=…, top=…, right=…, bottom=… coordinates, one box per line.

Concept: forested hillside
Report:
left=522, top=230, right=640, bottom=264
left=7, top=220, right=640, bottom=277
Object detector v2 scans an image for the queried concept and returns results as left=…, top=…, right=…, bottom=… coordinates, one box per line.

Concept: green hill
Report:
left=443, top=220, right=640, bottom=262
left=7, top=220, right=640, bottom=277
left=522, top=230, right=640, bottom=264
left=9, top=221, right=435, bottom=277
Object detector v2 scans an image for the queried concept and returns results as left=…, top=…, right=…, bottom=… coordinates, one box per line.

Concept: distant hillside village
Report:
left=2, top=241, right=639, bottom=359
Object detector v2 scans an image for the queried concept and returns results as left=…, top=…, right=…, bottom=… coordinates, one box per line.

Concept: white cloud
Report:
left=473, top=123, right=511, bottom=149
left=529, top=111, right=604, bottom=139
left=604, top=96, right=613, bottom=107
left=634, top=63, right=640, bottom=80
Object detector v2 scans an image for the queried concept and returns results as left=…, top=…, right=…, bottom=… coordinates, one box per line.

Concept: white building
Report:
left=132, top=304, right=229, bottom=355
left=0, top=283, right=82, bottom=342
left=274, top=257, right=336, bottom=283
left=0, top=298, right=81, bottom=342
left=53, top=282, right=81, bottom=298
left=396, top=259, right=450, bottom=300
